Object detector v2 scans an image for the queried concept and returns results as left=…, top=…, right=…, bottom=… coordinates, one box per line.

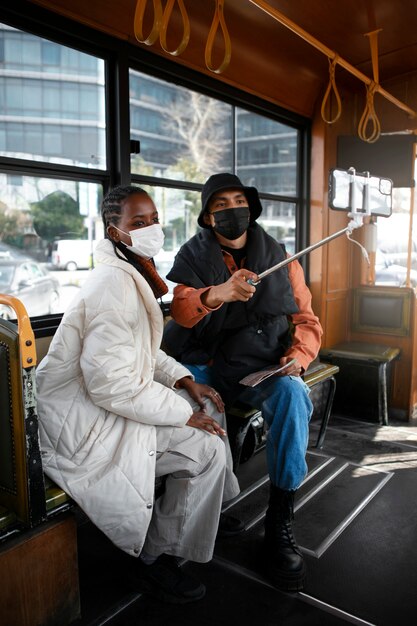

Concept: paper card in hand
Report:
left=239, top=359, right=296, bottom=387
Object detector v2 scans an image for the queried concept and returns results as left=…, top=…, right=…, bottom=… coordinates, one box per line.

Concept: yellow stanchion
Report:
left=0, top=294, right=37, bottom=367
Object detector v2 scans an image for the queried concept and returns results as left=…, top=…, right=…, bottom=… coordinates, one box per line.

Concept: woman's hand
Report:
left=175, top=376, right=225, bottom=412
left=186, top=411, right=226, bottom=436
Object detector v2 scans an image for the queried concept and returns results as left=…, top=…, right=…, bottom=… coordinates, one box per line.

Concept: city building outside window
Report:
left=129, top=70, right=299, bottom=289
left=0, top=24, right=106, bottom=168
left=0, top=20, right=303, bottom=317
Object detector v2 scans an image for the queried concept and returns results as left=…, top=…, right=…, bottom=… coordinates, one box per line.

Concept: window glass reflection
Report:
left=130, top=71, right=232, bottom=182
left=375, top=187, right=417, bottom=288
left=257, top=198, right=296, bottom=253
left=236, top=108, right=298, bottom=195
left=0, top=24, right=106, bottom=168
left=0, top=174, right=103, bottom=318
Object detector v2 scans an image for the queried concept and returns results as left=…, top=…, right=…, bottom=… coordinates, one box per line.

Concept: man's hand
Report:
left=201, top=269, right=259, bottom=308
left=276, top=356, right=303, bottom=377
left=175, top=376, right=225, bottom=412
left=186, top=411, right=226, bottom=436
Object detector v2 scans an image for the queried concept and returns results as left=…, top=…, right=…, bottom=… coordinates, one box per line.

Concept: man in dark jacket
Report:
left=164, top=173, right=322, bottom=591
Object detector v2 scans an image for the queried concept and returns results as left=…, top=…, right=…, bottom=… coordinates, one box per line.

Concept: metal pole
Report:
left=255, top=226, right=351, bottom=282
left=249, top=0, right=416, bottom=119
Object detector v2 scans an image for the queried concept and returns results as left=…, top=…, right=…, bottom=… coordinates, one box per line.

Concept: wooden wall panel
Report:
left=309, top=116, right=326, bottom=324
left=324, top=297, right=349, bottom=348
left=0, top=515, right=80, bottom=626
left=327, top=234, right=350, bottom=293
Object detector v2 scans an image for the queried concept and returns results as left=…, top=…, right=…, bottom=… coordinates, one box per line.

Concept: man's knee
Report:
left=262, top=377, right=311, bottom=427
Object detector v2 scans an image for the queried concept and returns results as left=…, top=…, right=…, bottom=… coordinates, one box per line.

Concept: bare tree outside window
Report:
left=162, top=91, right=230, bottom=180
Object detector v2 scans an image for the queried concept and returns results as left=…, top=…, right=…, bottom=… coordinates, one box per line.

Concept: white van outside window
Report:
left=51, top=240, right=98, bottom=271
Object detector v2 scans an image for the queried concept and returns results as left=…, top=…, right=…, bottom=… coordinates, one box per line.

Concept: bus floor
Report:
left=73, top=413, right=417, bottom=626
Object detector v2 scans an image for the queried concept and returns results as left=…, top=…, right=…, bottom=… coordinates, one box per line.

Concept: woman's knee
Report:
left=205, top=433, right=227, bottom=468
left=204, top=398, right=227, bottom=428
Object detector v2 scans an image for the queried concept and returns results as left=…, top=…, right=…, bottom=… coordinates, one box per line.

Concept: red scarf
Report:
left=113, top=240, right=169, bottom=299
left=134, top=256, right=169, bottom=299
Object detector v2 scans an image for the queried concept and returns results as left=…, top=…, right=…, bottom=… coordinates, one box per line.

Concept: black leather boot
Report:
left=263, top=485, right=306, bottom=591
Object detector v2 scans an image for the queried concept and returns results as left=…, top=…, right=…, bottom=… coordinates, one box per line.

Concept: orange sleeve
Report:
left=170, top=251, right=235, bottom=328
left=170, top=284, right=222, bottom=328
left=284, top=259, right=323, bottom=371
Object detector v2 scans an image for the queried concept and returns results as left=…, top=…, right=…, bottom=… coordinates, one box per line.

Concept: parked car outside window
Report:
left=0, top=252, right=61, bottom=319
left=375, top=238, right=417, bottom=287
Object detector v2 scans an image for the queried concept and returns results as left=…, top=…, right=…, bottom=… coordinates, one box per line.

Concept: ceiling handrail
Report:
left=249, top=0, right=416, bottom=120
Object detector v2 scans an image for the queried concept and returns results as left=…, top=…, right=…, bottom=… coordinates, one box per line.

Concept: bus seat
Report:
left=0, top=294, right=80, bottom=625
left=320, top=287, right=408, bottom=424
left=0, top=294, right=71, bottom=537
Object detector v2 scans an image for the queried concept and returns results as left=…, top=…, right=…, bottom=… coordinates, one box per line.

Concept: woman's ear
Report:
left=107, top=225, right=118, bottom=242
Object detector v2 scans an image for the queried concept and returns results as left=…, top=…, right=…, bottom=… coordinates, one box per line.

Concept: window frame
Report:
left=0, top=0, right=312, bottom=327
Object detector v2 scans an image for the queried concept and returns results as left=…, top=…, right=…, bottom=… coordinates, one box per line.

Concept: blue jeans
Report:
left=183, top=364, right=313, bottom=491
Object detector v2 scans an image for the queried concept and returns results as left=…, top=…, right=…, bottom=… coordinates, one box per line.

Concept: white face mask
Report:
left=116, top=223, right=165, bottom=259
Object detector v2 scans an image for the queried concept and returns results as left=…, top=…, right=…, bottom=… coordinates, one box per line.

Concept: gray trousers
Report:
left=143, top=390, right=240, bottom=563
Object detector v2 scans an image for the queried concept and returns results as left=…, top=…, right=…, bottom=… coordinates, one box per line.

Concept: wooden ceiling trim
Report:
left=27, top=0, right=417, bottom=125
left=249, top=0, right=417, bottom=120
left=30, top=0, right=131, bottom=41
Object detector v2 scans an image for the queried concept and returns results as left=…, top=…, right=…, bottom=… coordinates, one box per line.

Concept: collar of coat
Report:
left=95, top=238, right=164, bottom=325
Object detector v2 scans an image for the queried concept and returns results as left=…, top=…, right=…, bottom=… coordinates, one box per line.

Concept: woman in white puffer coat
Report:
left=36, top=186, right=240, bottom=604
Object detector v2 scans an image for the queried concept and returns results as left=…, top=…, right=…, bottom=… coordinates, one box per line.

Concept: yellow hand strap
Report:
left=133, top=0, right=163, bottom=46
left=358, top=81, right=381, bottom=143
left=0, top=294, right=37, bottom=368
left=205, top=0, right=232, bottom=74
left=160, top=0, right=190, bottom=56
left=358, top=30, right=382, bottom=143
left=321, top=56, right=342, bottom=125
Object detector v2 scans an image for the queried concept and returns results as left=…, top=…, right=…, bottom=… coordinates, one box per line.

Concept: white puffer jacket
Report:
left=37, top=239, right=193, bottom=556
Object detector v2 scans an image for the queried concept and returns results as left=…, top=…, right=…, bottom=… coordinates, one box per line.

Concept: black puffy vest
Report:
left=165, top=224, right=298, bottom=403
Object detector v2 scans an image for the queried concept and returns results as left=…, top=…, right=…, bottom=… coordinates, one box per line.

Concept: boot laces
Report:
left=282, top=519, right=299, bottom=551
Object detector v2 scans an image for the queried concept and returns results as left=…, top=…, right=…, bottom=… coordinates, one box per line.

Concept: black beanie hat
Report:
left=198, top=173, right=263, bottom=228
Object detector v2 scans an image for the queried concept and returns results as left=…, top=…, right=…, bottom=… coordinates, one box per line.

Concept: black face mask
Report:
left=212, top=206, right=250, bottom=240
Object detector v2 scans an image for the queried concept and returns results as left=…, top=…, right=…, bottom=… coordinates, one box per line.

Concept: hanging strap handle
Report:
left=321, top=56, right=342, bottom=124
left=205, top=0, right=232, bottom=74
left=358, top=81, right=381, bottom=143
left=133, top=0, right=163, bottom=46
left=0, top=294, right=37, bottom=368
left=358, top=29, right=382, bottom=143
left=160, top=0, right=190, bottom=56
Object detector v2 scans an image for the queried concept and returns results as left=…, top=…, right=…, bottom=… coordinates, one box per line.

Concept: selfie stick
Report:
left=248, top=168, right=371, bottom=285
